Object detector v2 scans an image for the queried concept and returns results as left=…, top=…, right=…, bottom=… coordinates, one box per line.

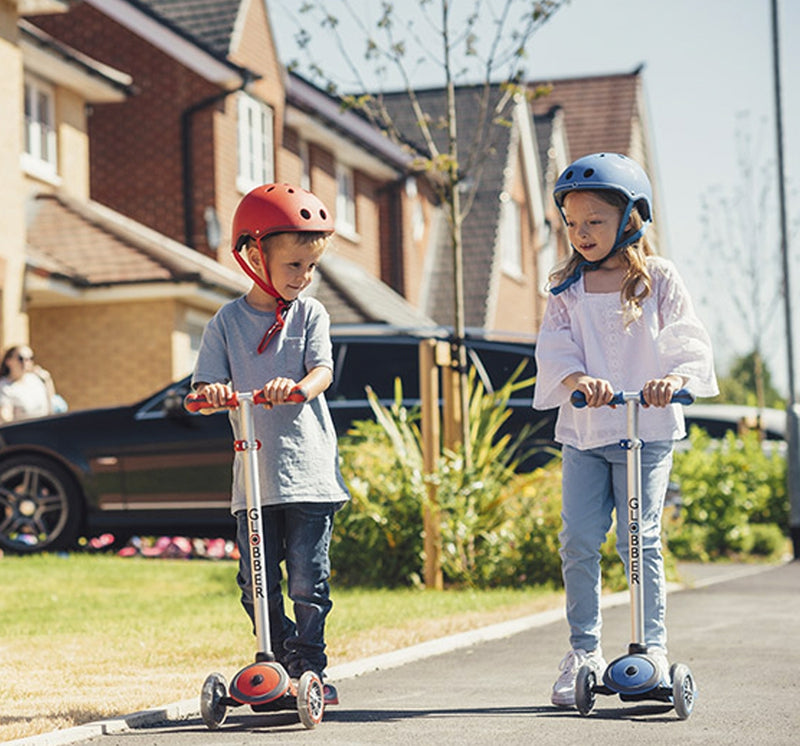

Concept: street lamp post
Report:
left=770, top=0, right=800, bottom=559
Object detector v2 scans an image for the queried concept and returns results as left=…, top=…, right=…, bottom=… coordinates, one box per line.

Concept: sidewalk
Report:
left=5, top=561, right=789, bottom=746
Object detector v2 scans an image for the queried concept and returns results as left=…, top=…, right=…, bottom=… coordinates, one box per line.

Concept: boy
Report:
left=192, top=183, right=349, bottom=705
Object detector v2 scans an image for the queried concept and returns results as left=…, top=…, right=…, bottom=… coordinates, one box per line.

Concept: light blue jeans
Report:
left=235, top=502, right=340, bottom=678
left=559, top=440, right=674, bottom=654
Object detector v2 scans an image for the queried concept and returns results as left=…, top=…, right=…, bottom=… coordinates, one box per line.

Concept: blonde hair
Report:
left=246, top=231, right=332, bottom=252
left=549, top=189, right=655, bottom=326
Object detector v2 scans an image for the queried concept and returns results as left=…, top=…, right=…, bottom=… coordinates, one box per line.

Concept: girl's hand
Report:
left=260, top=377, right=298, bottom=407
left=642, top=375, right=685, bottom=407
left=572, top=375, right=615, bottom=408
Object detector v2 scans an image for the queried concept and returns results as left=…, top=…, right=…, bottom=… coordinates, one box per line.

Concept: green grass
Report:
left=0, top=553, right=563, bottom=742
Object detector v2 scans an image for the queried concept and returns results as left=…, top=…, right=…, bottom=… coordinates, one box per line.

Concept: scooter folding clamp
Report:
left=234, top=439, right=262, bottom=451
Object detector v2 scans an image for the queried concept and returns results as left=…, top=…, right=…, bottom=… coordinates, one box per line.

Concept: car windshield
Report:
left=137, top=377, right=192, bottom=418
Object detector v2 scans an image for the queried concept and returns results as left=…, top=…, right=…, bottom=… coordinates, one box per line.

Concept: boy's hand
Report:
left=193, top=382, right=234, bottom=412
left=260, top=377, right=299, bottom=408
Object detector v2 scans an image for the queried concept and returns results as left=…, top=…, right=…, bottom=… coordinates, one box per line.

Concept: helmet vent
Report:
left=319, top=209, right=328, bottom=220
left=583, top=168, right=595, bottom=178
left=564, top=169, right=574, bottom=180
left=300, top=208, right=312, bottom=220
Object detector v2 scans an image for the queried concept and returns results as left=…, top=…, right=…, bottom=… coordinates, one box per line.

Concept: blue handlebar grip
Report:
left=671, top=388, right=695, bottom=406
left=570, top=390, right=588, bottom=408
left=571, top=388, right=694, bottom=408
left=570, top=390, right=626, bottom=408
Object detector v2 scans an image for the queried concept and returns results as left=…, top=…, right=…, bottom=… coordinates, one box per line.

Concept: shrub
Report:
left=667, top=426, right=788, bottom=560
left=335, top=368, right=562, bottom=587
left=333, top=417, right=424, bottom=587
left=335, top=396, right=789, bottom=588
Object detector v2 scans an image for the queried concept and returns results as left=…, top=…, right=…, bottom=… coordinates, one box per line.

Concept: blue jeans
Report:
left=559, top=441, right=674, bottom=654
left=235, top=502, right=340, bottom=678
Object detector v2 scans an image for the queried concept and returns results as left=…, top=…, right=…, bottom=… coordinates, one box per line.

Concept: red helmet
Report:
left=231, top=184, right=334, bottom=353
left=231, top=183, right=334, bottom=251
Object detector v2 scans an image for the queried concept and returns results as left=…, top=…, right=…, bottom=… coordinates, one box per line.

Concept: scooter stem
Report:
left=237, top=392, right=273, bottom=659
left=622, top=394, right=646, bottom=652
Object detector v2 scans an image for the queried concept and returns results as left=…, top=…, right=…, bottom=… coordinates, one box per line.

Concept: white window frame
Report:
left=537, top=221, right=557, bottom=296
left=335, top=163, right=357, bottom=237
left=236, top=93, right=274, bottom=193
left=21, top=74, right=58, bottom=182
left=499, top=193, right=523, bottom=278
left=299, top=139, right=310, bottom=190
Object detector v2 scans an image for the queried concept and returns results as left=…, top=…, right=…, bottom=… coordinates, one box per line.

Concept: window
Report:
left=406, top=177, right=425, bottom=242
left=299, top=139, right=310, bottom=190
left=237, top=93, right=274, bottom=192
left=537, top=224, right=557, bottom=295
left=335, top=163, right=356, bottom=236
left=22, top=75, right=57, bottom=180
left=499, top=193, right=522, bottom=277
left=330, top=340, right=420, bottom=401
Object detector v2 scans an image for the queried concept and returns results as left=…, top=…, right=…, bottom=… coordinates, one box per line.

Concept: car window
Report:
left=332, top=340, right=420, bottom=400
left=137, top=377, right=191, bottom=418
left=470, top=342, right=536, bottom=397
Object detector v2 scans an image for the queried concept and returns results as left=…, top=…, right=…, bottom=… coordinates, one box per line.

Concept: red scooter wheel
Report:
left=229, top=661, right=290, bottom=705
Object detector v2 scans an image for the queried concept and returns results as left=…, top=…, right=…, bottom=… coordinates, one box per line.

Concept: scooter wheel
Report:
left=200, top=672, right=228, bottom=730
left=297, top=671, right=324, bottom=729
left=670, top=663, right=696, bottom=720
left=575, top=664, right=596, bottom=716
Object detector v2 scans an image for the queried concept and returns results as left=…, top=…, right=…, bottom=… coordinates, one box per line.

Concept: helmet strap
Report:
left=233, top=239, right=293, bottom=353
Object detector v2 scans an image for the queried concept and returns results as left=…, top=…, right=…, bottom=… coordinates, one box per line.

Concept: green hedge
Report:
left=333, top=394, right=789, bottom=588
left=666, top=426, right=788, bottom=561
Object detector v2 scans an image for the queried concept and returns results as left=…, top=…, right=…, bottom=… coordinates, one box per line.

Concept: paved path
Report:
left=11, top=561, right=800, bottom=745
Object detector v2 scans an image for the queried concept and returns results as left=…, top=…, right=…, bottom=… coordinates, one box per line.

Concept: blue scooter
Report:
left=570, top=388, right=697, bottom=720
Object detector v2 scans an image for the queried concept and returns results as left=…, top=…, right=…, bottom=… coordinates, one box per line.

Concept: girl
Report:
left=532, top=153, right=718, bottom=707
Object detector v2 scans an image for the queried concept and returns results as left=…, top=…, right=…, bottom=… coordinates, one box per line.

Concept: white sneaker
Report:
left=647, top=648, right=670, bottom=682
left=551, top=648, right=607, bottom=707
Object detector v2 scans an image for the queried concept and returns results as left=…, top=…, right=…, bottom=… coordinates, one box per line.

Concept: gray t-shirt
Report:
left=192, top=295, right=350, bottom=513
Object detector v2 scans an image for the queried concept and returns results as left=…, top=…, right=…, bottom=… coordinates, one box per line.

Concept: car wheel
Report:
left=0, top=456, right=83, bottom=554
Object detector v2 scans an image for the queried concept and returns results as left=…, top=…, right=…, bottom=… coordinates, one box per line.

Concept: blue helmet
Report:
left=549, top=153, right=654, bottom=295
left=553, top=152, right=653, bottom=223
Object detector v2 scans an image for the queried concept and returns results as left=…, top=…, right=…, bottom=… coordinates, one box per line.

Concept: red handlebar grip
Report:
left=252, top=387, right=307, bottom=406
left=183, top=392, right=239, bottom=412
left=185, top=387, right=306, bottom=412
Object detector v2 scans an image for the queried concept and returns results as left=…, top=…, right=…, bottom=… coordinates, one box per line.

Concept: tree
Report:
left=278, top=0, right=565, bottom=437
left=698, top=112, right=783, bottom=410
left=716, top=350, right=785, bottom=409
left=275, top=0, right=568, bottom=586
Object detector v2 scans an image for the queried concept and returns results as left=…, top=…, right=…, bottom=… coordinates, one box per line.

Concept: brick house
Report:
left=6, top=0, right=662, bottom=411
left=376, top=67, right=659, bottom=336
left=16, top=0, right=437, bottom=409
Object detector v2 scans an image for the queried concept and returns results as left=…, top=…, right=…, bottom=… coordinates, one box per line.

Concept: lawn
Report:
left=0, top=553, right=563, bottom=742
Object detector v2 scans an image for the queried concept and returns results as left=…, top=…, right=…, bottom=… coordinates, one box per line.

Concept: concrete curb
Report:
left=4, top=562, right=773, bottom=745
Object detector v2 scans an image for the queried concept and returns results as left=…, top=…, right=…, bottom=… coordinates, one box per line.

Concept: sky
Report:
left=268, top=0, right=800, bottom=398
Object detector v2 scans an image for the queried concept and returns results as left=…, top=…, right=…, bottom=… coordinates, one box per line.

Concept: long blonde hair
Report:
left=549, top=189, right=655, bottom=326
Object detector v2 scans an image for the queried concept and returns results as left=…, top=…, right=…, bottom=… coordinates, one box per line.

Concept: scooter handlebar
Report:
left=184, top=387, right=307, bottom=412
left=570, top=388, right=694, bottom=409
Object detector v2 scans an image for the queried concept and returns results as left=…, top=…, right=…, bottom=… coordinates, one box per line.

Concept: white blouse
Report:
left=533, top=256, right=718, bottom=450
left=0, top=372, right=51, bottom=422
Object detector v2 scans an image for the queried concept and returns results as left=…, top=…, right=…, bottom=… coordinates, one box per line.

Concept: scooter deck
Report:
left=592, top=683, right=674, bottom=704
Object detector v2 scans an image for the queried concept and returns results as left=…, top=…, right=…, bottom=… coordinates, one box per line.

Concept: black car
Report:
left=0, top=326, right=556, bottom=554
